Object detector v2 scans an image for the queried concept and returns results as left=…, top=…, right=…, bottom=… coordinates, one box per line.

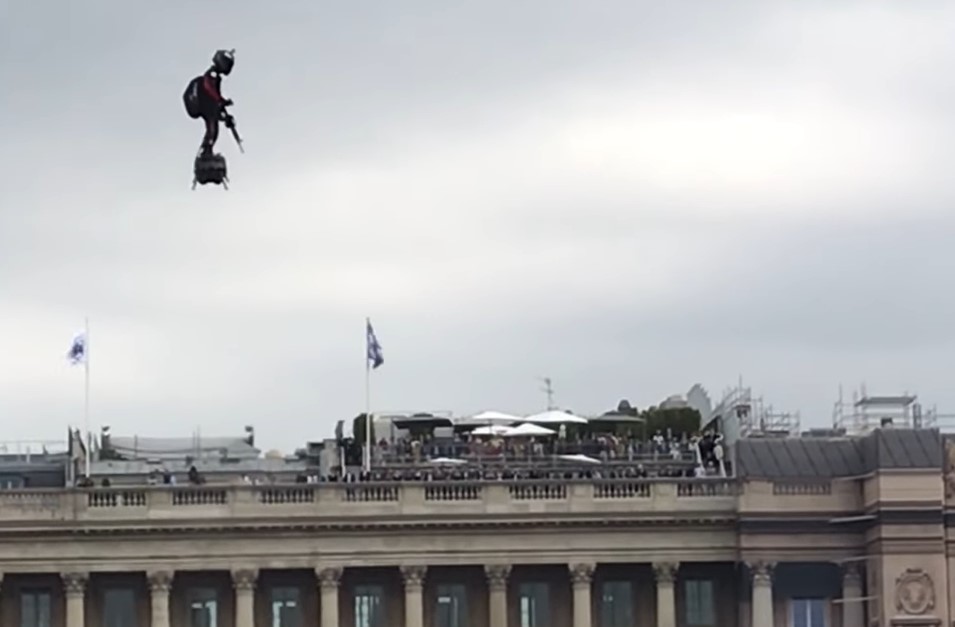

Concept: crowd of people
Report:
left=318, top=429, right=729, bottom=483
left=316, top=463, right=709, bottom=484
left=364, top=429, right=725, bottom=465
left=74, top=423, right=729, bottom=487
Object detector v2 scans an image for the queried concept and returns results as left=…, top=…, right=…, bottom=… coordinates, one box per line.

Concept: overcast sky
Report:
left=1, top=1, right=953, bottom=453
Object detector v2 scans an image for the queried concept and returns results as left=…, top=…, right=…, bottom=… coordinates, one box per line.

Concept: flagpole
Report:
left=84, top=317, right=91, bottom=478
left=364, top=318, right=371, bottom=473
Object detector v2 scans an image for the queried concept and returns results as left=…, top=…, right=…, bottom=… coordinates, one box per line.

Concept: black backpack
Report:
left=183, top=77, right=201, bottom=119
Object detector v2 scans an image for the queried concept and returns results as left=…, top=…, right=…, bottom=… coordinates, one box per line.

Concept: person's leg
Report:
left=200, top=113, right=220, bottom=157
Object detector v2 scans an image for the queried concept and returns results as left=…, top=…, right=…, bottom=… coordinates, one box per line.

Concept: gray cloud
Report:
left=1, top=1, right=954, bottom=451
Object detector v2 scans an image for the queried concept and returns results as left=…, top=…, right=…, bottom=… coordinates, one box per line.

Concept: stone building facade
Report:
left=0, top=427, right=949, bottom=627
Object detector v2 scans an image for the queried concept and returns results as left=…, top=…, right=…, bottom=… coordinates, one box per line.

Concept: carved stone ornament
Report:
left=147, top=570, right=174, bottom=593
left=484, top=564, right=511, bottom=590
left=652, top=562, right=678, bottom=585
left=231, top=568, right=258, bottom=591
left=894, top=568, right=935, bottom=616
left=316, top=567, right=343, bottom=590
left=569, top=563, right=595, bottom=586
left=748, top=561, right=775, bottom=587
left=400, top=565, right=427, bottom=590
left=61, top=572, right=88, bottom=596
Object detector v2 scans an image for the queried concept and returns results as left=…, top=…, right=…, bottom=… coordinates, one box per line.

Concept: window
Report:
left=600, top=581, right=633, bottom=627
left=518, top=583, right=550, bottom=627
left=103, top=589, right=137, bottom=627
left=271, top=587, right=300, bottom=627
left=188, top=588, right=218, bottom=627
left=354, top=585, right=383, bottom=627
left=684, top=580, right=715, bottom=626
left=435, top=584, right=468, bottom=627
left=21, top=590, right=51, bottom=627
left=791, top=598, right=827, bottom=627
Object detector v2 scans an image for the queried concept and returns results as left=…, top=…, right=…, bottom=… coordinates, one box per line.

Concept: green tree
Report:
left=641, top=406, right=702, bottom=437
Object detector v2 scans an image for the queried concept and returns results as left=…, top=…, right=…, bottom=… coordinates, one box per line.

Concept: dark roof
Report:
left=737, top=437, right=864, bottom=479
left=737, top=428, right=942, bottom=479
left=861, top=428, right=942, bottom=470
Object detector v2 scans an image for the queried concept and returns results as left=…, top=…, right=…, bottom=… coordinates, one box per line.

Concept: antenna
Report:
left=538, top=377, right=556, bottom=410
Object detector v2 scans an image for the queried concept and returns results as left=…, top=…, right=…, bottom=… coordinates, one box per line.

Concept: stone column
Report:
left=652, top=562, right=677, bottom=627
left=232, top=569, right=258, bottom=627
left=401, top=566, right=427, bottom=627
left=62, top=572, right=88, bottom=627
left=148, top=571, right=173, bottom=627
left=841, top=562, right=864, bottom=627
left=569, top=563, right=595, bottom=627
left=484, top=565, right=511, bottom=627
left=316, top=567, right=342, bottom=627
left=749, top=561, right=775, bottom=627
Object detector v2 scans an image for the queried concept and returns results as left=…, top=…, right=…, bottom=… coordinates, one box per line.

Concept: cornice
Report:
left=866, top=538, right=948, bottom=555
left=0, top=514, right=739, bottom=540
left=0, top=544, right=742, bottom=574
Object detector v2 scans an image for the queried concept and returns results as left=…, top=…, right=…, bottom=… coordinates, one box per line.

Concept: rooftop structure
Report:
left=707, top=379, right=801, bottom=441
left=0, top=439, right=69, bottom=488
left=100, top=425, right=260, bottom=461
left=832, top=385, right=935, bottom=435
left=80, top=426, right=307, bottom=485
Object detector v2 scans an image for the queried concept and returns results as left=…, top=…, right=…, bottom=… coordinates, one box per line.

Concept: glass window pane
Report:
left=21, top=594, right=36, bottom=627
left=685, top=580, right=715, bottom=626
left=699, top=581, right=714, bottom=624
left=792, top=598, right=826, bottom=627
left=792, top=599, right=804, bottom=627
left=271, top=587, right=300, bottom=627
left=435, top=584, right=468, bottom=627
left=600, top=581, right=632, bottom=627
left=518, top=583, right=549, bottom=627
left=21, top=591, right=52, bottom=627
left=37, top=593, right=50, bottom=627
left=188, top=589, right=217, bottom=627
left=103, top=589, right=136, bottom=627
left=354, top=585, right=383, bottom=627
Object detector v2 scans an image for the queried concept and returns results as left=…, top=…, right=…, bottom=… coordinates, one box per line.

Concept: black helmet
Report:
left=212, top=49, right=235, bottom=75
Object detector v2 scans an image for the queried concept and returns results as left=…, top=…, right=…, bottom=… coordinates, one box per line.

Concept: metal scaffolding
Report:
left=831, top=385, right=941, bottom=435
left=706, top=378, right=801, bottom=442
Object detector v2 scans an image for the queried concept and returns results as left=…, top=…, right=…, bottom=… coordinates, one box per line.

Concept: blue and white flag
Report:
left=366, top=319, right=383, bottom=369
left=67, top=332, right=87, bottom=365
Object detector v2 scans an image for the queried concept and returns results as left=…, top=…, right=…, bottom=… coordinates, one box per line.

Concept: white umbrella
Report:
left=524, top=409, right=589, bottom=424
left=558, top=454, right=601, bottom=464
left=470, top=425, right=511, bottom=436
left=469, top=410, right=522, bottom=423
left=429, top=457, right=466, bottom=465
left=503, top=423, right=556, bottom=437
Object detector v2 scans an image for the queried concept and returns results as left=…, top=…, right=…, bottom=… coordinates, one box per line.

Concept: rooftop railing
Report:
left=0, top=478, right=739, bottom=525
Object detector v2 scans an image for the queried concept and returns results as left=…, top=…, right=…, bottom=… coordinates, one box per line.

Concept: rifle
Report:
left=221, top=106, right=244, bottom=153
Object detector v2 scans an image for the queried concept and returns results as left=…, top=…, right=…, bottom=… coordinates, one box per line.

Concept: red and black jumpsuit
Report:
left=198, top=69, right=227, bottom=155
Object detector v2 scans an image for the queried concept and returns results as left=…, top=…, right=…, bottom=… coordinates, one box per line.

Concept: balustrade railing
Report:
left=0, top=478, right=739, bottom=523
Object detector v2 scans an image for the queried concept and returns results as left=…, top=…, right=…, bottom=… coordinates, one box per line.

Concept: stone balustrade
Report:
left=0, top=478, right=739, bottom=524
